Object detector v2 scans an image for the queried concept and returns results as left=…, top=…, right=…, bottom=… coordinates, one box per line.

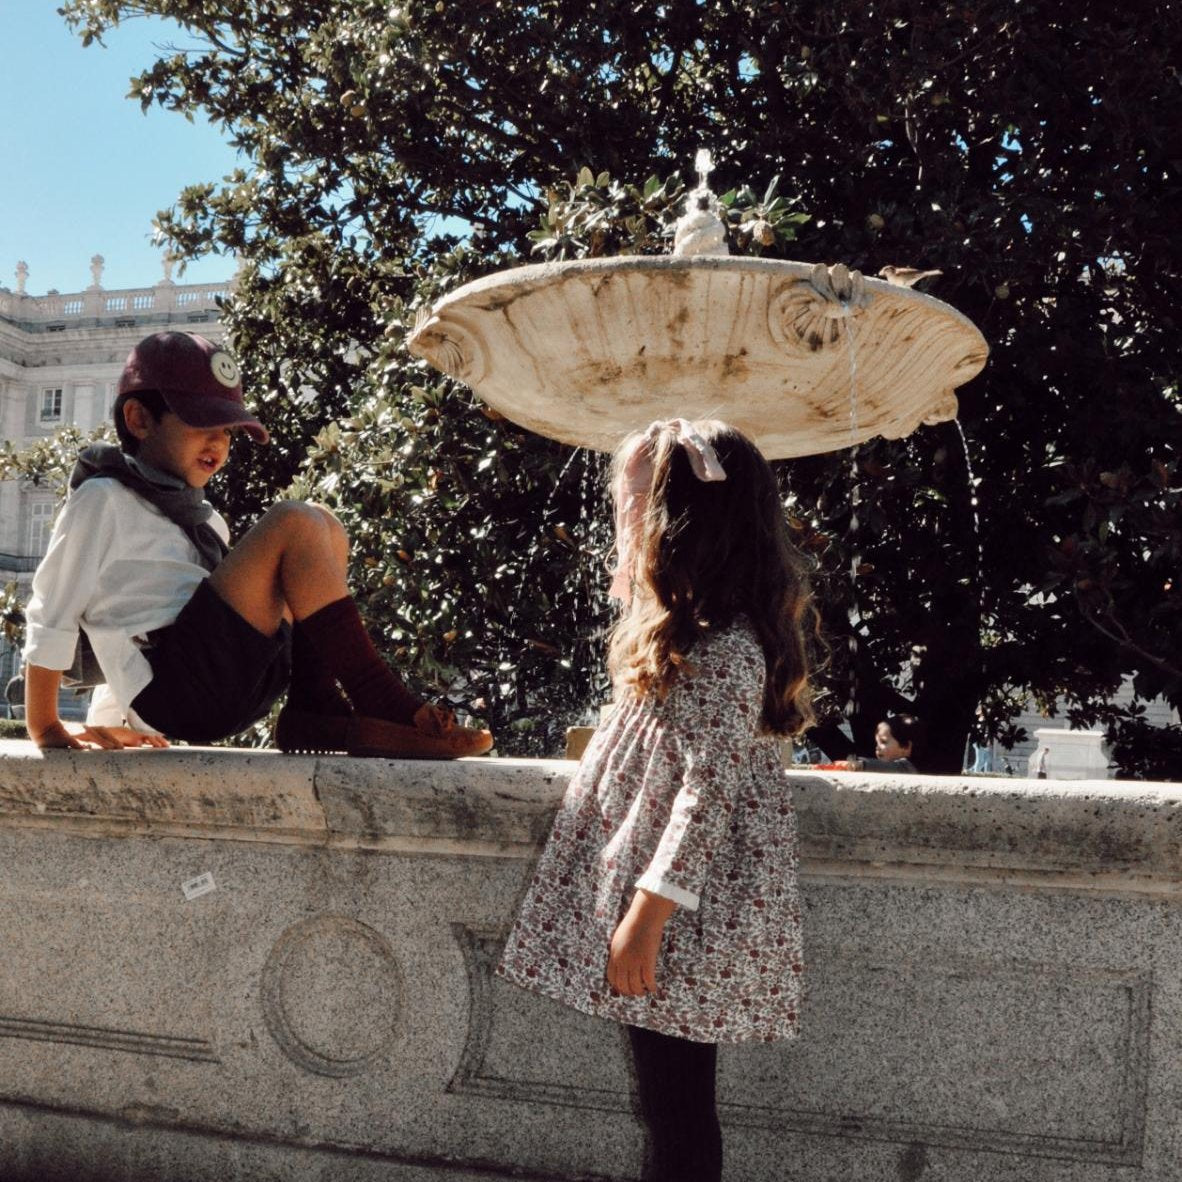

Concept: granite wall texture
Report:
left=0, top=738, right=1179, bottom=1182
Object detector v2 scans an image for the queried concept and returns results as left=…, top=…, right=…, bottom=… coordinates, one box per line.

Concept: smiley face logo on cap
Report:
left=210, top=351, right=241, bottom=389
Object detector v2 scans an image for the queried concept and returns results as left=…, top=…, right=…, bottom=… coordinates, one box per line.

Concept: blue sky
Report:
left=0, top=2, right=240, bottom=296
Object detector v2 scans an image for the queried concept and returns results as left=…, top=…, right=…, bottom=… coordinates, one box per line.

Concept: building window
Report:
left=72, top=384, right=96, bottom=430
left=39, top=388, right=63, bottom=422
left=28, top=501, right=55, bottom=557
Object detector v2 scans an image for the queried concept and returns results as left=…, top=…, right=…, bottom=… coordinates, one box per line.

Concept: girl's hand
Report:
left=607, top=889, right=677, bottom=997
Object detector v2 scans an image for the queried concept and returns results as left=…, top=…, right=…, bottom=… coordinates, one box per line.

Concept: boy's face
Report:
left=126, top=400, right=234, bottom=488
left=875, top=722, right=912, bottom=762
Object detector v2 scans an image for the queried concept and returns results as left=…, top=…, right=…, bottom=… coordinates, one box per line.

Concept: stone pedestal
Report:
left=1035, top=727, right=1111, bottom=780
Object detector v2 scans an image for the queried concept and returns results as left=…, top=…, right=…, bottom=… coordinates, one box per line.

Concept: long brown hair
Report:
left=607, top=419, right=816, bottom=735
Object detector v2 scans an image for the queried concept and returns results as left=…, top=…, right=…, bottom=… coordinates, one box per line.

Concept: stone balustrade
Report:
left=0, top=281, right=231, bottom=328
left=0, top=738, right=1179, bottom=1182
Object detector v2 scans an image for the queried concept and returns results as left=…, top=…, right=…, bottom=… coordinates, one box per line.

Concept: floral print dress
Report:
left=497, top=619, right=803, bottom=1044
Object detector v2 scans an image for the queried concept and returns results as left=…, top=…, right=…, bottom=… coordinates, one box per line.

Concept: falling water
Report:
left=844, top=310, right=863, bottom=726
left=953, top=419, right=985, bottom=634
left=516, top=444, right=584, bottom=602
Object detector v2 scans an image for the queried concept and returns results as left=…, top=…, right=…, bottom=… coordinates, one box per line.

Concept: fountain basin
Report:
left=408, top=255, right=988, bottom=458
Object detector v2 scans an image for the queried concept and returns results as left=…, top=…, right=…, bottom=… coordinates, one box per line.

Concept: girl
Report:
left=498, top=419, right=816, bottom=1182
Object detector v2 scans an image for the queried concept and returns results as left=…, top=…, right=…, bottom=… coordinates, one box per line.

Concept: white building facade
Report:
left=0, top=258, right=229, bottom=693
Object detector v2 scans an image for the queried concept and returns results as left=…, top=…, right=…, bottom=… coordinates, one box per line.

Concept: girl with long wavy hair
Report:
left=499, top=419, right=816, bottom=1182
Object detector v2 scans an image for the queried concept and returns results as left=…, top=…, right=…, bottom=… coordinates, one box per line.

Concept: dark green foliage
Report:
left=49, top=0, right=1182, bottom=771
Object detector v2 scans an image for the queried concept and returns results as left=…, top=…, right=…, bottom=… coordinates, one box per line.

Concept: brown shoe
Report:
left=275, top=704, right=353, bottom=754
left=345, top=710, right=494, bottom=759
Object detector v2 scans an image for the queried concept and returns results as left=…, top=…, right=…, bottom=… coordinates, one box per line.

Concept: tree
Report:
left=56, top=0, right=1182, bottom=771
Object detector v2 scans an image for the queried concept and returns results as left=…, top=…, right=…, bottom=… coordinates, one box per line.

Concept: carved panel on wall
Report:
left=0, top=1015, right=218, bottom=1064
left=261, top=915, right=404, bottom=1078
left=448, top=926, right=1150, bottom=1166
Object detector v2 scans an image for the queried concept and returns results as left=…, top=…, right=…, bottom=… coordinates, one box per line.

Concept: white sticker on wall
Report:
left=182, top=872, right=217, bottom=901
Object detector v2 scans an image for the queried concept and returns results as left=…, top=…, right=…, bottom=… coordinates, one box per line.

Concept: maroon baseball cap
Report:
left=117, top=331, right=269, bottom=443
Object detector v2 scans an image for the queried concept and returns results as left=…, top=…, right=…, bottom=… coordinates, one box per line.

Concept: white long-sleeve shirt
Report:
left=23, top=477, right=230, bottom=729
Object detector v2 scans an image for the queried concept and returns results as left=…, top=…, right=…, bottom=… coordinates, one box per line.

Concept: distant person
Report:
left=4, top=672, right=23, bottom=720
left=824, top=714, right=923, bottom=773
left=968, top=709, right=993, bottom=773
left=499, top=420, right=814, bottom=1182
left=22, top=330, right=491, bottom=759
left=1028, top=746, right=1050, bottom=779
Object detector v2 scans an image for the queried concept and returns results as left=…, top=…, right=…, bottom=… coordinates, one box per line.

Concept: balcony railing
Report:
left=0, top=553, right=42, bottom=573
left=0, top=279, right=233, bottom=327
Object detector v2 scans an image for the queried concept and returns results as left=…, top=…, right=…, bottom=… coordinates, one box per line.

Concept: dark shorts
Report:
left=131, top=580, right=291, bottom=743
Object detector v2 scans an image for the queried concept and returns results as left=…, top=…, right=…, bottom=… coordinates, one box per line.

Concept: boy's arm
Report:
left=25, top=664, right=77, bottom=748
left=25, top=663, right=167, bottom=750
left=23, top=486, right=168, bottom=751
left=24, top=483, right=114, bottom=677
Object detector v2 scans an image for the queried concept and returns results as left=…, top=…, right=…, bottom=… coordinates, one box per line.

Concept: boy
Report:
left=840, top=714, right=922, bottom=773
left=23, top=330, right=492, bottom=759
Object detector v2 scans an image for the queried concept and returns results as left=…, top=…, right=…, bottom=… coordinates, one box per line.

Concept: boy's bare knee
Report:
left=263, top=500, right=337, bottom=542
left=309, top=502, right=347, bottom=536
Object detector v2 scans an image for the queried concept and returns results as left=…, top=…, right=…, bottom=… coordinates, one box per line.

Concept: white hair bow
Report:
left=608, top=419, right=727, bottom=604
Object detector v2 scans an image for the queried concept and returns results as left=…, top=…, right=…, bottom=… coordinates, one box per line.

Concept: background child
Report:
left=836, top=713, right=923, bottom=773
left=498, top=419, right=815, bottom=1182
left=23, top=330, right=491, bottom=759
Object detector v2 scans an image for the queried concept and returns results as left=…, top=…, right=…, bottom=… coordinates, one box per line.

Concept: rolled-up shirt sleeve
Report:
left=634, top=649, right=762, bottom=911
left=23, top=483, right=117, bottom=671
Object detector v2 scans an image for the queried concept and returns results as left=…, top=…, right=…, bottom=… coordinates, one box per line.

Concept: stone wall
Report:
left=0, top=738, right=1179, bottom=1182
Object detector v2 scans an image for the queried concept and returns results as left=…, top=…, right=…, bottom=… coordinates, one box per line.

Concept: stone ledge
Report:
left=1, top=741, right=1180, bottom=1180
left=1, top=740, right=1179, bottom=888
left=791, top=771, right=1182, bottom=891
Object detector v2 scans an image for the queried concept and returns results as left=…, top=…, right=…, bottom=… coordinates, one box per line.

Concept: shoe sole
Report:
left=346, top=716, right=494, bottom=760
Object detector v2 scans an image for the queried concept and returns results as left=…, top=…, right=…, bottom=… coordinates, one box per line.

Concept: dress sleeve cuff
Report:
left=635, top=870, right=699, bottom=912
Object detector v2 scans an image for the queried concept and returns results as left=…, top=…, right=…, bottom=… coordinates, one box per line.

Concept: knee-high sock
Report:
left=294, top=597, right=421, bottom=724
left=286, top=617, right=353, bottom=716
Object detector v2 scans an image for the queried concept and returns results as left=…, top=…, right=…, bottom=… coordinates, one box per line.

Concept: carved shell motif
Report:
left=768, top=263, right=872, bottom=353
left=407, top=307, right=487, bottom=386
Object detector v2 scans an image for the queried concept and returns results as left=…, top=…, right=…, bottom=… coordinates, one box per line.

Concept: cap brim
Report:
left=161, top=390, right=269, bottom=444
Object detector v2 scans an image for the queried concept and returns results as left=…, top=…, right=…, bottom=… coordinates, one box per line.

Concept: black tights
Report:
left=627, top=1025, right=722, bottom=1182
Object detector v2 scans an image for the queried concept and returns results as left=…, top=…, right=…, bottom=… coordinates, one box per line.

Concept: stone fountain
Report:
left=408, top=152, right=988, bottom=458
left=32, top=163, right=1177, bottom=1182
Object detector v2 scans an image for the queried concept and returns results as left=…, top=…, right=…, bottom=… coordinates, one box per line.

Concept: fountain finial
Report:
left=694, top=148, right=714, bottom=187
left=673, top=148, right=729, bottom=258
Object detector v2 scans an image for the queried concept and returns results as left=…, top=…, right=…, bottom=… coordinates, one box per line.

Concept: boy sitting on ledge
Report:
left=23, top=330, right=492, bottom=760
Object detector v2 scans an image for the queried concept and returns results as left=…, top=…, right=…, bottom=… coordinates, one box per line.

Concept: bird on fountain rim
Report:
left=877, top=265, right=944, bottom=288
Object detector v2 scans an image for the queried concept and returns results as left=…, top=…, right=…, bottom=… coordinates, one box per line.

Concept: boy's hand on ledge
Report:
left=31, top=721, right=169, bottom=751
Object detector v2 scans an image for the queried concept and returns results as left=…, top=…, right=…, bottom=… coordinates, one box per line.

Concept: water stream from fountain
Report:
left=514, top=444, right=585, bottom=602
left=844, top=311, right=864, bottom=725
left=953, top=419, right=986, bottom=662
